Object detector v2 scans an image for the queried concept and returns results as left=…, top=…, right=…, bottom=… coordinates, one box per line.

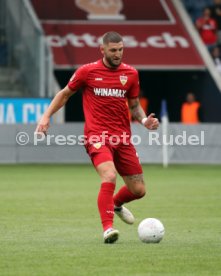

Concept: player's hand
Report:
left=35, top=116, right=50, bottom=136
left=143, top=113, right=159, bottom=130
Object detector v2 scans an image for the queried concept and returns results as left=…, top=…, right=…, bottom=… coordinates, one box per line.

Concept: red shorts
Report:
left=85, top=141, right=142, bottom=176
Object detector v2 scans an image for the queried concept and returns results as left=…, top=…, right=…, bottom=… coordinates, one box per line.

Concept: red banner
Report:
left=34, top=0, right=205, bottom=69
left=32, top=0, right=172, bottom=21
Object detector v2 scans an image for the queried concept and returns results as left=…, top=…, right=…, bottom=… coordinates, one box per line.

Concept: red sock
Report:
left=113, top=185, right=142, bottom=207
left=97, top=182, right=116, bottom=231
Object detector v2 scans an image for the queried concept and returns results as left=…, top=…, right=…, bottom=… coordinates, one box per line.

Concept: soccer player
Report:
left=35, top=31, right=159, bottom=244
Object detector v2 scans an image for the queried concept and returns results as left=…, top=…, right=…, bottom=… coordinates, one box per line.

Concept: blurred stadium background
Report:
left=0, top=0, right=221, bottom=164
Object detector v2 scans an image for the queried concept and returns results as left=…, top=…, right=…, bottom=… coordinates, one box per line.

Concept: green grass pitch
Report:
left=0, top=164, right=221, bottom=276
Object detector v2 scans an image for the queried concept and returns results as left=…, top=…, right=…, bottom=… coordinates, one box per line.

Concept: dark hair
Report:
left=102, top=31, right=123, bottom=45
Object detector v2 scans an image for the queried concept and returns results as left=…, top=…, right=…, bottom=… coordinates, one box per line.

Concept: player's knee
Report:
left=131, top=184, right=146, bottom=198
left=101, top=169, right=117, bottom=183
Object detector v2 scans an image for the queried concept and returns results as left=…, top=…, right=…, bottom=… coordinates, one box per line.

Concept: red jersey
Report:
left=68, top=59, right=140, bottom=139
left=196, top=18, right=217, bottom=45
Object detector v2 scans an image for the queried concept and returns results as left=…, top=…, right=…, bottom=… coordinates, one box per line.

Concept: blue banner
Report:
left=0, top=98, right=51, bottom=124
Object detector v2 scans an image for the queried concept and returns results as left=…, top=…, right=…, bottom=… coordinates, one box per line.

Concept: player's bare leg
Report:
left=123, top=174, right=146, bottom=197
left=113, top=174, right=146, bottom=224
left=96, top=161, right=119, bottom=243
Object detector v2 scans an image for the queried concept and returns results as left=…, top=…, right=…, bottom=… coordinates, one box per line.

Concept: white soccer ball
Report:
left=138, top=218, right=165, bottom=243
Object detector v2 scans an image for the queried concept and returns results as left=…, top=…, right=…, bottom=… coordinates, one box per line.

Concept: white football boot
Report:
left=103, top=228, right=119, bottom=244
left=114, top=206, right=135, bottom=224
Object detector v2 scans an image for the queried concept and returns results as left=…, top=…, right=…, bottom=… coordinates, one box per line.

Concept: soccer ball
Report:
left=138, top=218, right=165, bottom=243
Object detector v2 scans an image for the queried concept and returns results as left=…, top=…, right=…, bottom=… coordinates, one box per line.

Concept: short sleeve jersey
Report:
left=196, top=17, right=217, bottom=45
left=68, top=59, right=140, bottom=138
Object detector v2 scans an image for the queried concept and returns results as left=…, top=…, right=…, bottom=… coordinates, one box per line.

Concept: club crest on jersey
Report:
left=93, top=142, right=102, bottom=149
left=120, top=75, right=128, bottom=86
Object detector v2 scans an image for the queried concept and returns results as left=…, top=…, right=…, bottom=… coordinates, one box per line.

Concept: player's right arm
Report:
left=35, top=65, right=88, bottom=135
left=35, top=86, right=76, bottom=135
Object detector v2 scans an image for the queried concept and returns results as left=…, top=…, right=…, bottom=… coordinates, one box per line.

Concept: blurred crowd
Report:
left=183, top=0, right=221, bottom=73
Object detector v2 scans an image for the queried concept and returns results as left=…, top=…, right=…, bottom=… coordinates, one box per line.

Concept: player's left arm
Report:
left=128, top=97, right=159, bottom=130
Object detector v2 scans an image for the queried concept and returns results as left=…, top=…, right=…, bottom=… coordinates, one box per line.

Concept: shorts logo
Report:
left=93, top=142, right=102, bottom=149
left=120, top=75, right=128, bottom=86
